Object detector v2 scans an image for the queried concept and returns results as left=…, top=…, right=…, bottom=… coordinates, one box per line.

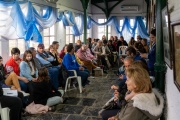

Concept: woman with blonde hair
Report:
left=108, top=66, right=164, bottom=120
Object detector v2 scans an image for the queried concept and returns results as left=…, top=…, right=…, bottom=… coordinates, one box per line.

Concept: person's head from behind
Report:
left=67, top=43, right=74, bottom=54
left=123, top=56, right=134, bottom=70
left=126, top=46, right=136, bottom=57
left=108, top=40, right=113, bottom=45
left=120, top=36, right=124, bottom=41
left=37, top=44, right=45, bottom=53
left=28, top=47, right=36, bottom=57
left=11, top=47, right=20, bottom=60
left=81, top=44, right=87, bottom=51
left=150, top=29, right=156, bottom=43
left=114, top=36, right=118, bottom=41
left=110, top=36, right=114, bottom=41
left=23, top=50, right=33, bottom=62
left=137, top=35, right=141, bottom=41
left=131, top=60, right=149, bottom=73
left=125, top=67, right=152, bottom=93
left=76, top=40, right=82, bottom=45
left=48, top=45, right=54, bottom=53
left=0, top=56, right=3, bottom=66
left=52, top=41, right=59, bottom=50
left=37, top=67, right=49, bottom=82
left=97, top=40, right=103, bottom=47
left=102, top=40, right=108, bottom=46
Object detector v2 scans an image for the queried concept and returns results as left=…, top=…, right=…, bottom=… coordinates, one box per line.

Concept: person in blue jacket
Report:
left=62, top=43, right=89, bottom=87
left=141, top=29, right=156, bottom=76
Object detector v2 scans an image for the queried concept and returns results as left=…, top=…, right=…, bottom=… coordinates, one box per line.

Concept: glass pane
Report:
left=9, top=40, right=17, bottom=56
left=130, top=19, right=135, bottom=27
left=50, top=25, right=55, bottom=35
left=120, top=19, right=124, bottom=26
left=98, top=27, right=105, bottom=33
left=120, top=27, right=122, bottom=31
left=70, top=35, right=73, bottom=43
left=50, top=37, right=55, bottom=45
left=98, top=19, right=105, bottom=23
left=98, top=34, right=104, bottom=39
left=30, top=41, right=39, bottom=49
left=75, top=36, right=80, bottom=41
left=66, top=35, right=70, bottom=44
left=43, top=28, right=49, bottom=36
left=108, top=26, right=111, bottom=33
left=17, top=39, right=25, bottom=54
left=70, top=26, right=73, bottom=34
left=66, top=26, right=70, bottom=34
left=44, top=37, right=49, bottom=49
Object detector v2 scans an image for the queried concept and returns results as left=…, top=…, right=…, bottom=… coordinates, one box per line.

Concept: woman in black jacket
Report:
left=32, top=67, right=63, bottom=106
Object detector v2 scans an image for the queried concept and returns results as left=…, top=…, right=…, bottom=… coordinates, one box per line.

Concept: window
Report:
left=66, top=26, right=74, bottom=44
left=98, top=19, right=111, bottom=39
left=43, top=25, right=55, bottom=49
left=129, top=19, right=138, bottom=39
left=9, top=39, right=25, bottom=55
left=75, top=29, right=90, bottom=43
left=120, top=19, right=124, bottom=31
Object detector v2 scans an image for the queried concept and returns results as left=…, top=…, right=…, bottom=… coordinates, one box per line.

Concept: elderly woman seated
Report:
left=108, top=66, right=164, bottom=120
left=76, top=44, right=98, bottom=72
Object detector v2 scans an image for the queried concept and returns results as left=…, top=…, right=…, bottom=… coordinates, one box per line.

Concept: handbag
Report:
left=103, top=100, right=118, bottom=110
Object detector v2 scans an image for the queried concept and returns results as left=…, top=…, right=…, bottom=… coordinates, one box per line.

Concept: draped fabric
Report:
left=0, top=1, right=148, bottom=43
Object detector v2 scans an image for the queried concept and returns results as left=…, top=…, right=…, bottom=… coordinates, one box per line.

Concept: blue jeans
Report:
left=19, top=80, right=28, bottom=92
left=48, top=67, right=59, bottom=90
left=68, top=70, right=89, bottom=87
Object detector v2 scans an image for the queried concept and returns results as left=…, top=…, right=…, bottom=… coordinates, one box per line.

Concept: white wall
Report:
left=165, top=1, right=180, bottom=120
left=91, top=0, right=147, bottom=39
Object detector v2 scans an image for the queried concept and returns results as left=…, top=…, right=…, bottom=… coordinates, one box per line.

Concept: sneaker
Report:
left=89, top=76, right=95, bottom=79
left=58, top=89, right=64, bottom=97
left=20, top=91, right=30, bottom=97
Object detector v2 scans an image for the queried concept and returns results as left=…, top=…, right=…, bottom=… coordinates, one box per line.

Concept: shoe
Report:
left=89, top=76, right=95, bottom=79
left=20, top=91, right=30, bottom=97
left=58, top=89, right=64, bottom=97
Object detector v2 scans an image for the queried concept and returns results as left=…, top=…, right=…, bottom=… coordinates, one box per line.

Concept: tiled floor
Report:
left=22, top=69, right=119, bottom=120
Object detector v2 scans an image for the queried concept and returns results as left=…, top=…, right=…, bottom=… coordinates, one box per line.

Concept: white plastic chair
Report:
left=119, top=46, right=128, bottom=56
left=0, top=103, right=10, bottom=120
left=65, top=70, right=82, bottom=93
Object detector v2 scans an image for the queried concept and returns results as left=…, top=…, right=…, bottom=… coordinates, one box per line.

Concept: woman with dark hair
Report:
left=141, top=29, right=156, bottom=76
left=59, top=44, right=68, bottom=59
left=19, top=50, right=38, bottom=92
left=141, top=38, right=149, bottom=53
left=33, top=67, right=63, bottom=106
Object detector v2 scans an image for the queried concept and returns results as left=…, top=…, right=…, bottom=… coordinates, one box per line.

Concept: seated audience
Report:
left=108, top=67, right=164, bottom=120
left=128, top=37, right=136, bottom=47
left=36, top=44, right=60, bottom=90
left=5, top=48, right=29, bottom=92
left=63, top=43, right=89, bottom=87
left=33, top=67, right=63, bottom=106
left=48, top=45, right=60, bottom=66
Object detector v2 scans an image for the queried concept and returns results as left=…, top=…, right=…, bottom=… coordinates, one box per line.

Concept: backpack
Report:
left=59, top=64, right=68, bottom=87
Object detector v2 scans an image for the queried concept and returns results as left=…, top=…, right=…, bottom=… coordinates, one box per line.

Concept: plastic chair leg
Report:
left=77, top=76, right=82, bottom=93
